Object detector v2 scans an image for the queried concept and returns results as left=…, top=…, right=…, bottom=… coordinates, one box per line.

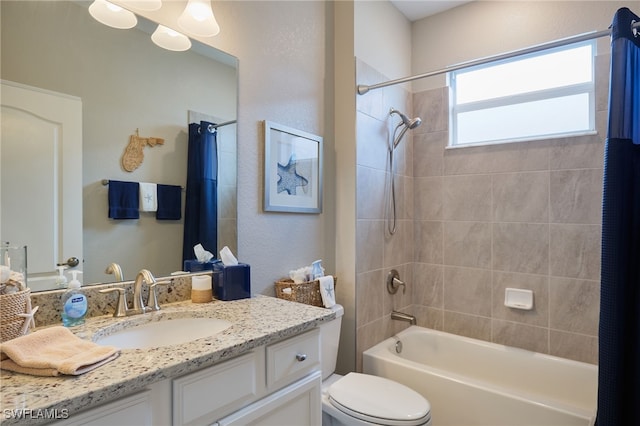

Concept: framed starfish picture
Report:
left=264, top=121, right=323, bottom=213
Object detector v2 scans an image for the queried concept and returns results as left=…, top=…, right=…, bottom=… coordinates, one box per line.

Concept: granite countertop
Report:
left=0, top=296, right=334, bottom=425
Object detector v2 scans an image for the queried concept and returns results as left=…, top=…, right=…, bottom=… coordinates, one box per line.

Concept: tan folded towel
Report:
left=0, top=326, right=119, bottom=376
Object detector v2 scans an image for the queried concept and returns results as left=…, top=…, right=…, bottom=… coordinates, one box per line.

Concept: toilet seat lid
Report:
left=328, top=373, right=431, bottom=426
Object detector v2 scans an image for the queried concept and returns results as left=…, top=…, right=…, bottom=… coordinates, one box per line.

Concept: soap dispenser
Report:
left=61, top=271, right=87, bottom=327
left=55, top=266, right=68, bottom=288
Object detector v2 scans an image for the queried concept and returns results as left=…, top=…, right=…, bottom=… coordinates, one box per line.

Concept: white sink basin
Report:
left=95, top=317, right=232, bottom=349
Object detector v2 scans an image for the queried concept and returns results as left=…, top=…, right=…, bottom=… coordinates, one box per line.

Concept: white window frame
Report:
left=448, top=40, right=596, bottom=148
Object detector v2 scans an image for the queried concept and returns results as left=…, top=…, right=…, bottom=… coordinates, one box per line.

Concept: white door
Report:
left=1, top=80, right=82, bottom=291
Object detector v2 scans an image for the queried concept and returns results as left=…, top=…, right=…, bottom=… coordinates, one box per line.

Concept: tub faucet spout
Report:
left=391, top=310, right=416, bottom=325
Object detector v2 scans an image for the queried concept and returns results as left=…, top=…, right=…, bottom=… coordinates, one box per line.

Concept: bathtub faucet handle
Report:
left=387, top=269, right=406, bottom=295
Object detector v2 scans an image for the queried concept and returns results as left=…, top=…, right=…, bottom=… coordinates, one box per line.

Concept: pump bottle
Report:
left=61, top=271, right=87, bottom=327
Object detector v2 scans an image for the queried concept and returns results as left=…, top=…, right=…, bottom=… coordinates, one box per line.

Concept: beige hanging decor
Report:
left=121, top=129, right=165, bottom=172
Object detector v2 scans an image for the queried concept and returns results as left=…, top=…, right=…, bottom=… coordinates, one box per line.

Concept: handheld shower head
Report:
left=406, top=116, right=422, bottom=129
left=390, top=108, right=410, bottom=126
left=386, top=107, right=423, bottom=236
left=389, top=108, right=422, bottom=149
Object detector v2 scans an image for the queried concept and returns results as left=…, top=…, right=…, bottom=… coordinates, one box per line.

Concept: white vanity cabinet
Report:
left=55, top=328, right=321, bottom=426
left=55, top=390, right=156, bottom=426
left=174, top=327, right=321, bottom=426
left=214, top=371, right=321, bottom=426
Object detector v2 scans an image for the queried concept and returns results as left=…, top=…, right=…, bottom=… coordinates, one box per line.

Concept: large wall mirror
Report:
left=1, top=1, right=238, bottom=290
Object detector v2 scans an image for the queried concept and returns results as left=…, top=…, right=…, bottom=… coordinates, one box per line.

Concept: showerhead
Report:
left=406, top=116, right=422, bottom=129
left=389, top=108, right=422, bottom=148
left=390, top=108, right=410, bottom=125
left=390, top=108, right=422, bottom=129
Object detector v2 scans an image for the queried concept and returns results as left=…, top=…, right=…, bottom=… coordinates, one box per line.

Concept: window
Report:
left=448, top=41, right=596, bottom=147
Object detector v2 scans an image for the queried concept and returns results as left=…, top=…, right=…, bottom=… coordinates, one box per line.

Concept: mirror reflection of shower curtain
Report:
left=596, top=7, right=640, bottom=426
left=182, top=121, right=218, bottom=263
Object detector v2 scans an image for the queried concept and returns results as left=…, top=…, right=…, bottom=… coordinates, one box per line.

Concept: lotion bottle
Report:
left=61, top=271, right=87, bottom=327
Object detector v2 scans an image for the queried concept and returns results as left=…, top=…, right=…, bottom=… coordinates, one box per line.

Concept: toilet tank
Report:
left=319, top=304, right=344, bottom=380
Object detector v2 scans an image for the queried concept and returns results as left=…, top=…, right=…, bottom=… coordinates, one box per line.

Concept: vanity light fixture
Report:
left=88, top=0, right=138, bottom=29
left=151, top=25, right=192, bottom=51
left=177, top=0, right=220, bottom=37
left=120, top=0, right=162, bottom=11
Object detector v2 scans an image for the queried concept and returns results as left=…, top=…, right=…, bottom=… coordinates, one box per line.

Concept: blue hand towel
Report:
left=108, top=180, right=139, bottom=219
left=157, top=184, right=182, bottom=220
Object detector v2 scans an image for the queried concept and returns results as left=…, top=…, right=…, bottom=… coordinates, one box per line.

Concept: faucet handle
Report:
left=99, top=287, right=128, bottom=317
left=147, top=280, right=171, bottom=311
left=387, top=269, right=406, bottom=294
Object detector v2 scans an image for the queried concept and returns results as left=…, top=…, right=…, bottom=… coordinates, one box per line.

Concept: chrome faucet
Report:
left=132, top=269, right=156, bottom=314
left=391, top=310, right=417, bottom=325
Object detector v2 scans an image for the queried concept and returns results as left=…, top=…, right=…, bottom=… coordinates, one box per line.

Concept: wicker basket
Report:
left=0, top=288, right=31, bottom=343
left=274, top=277, right=337, bottom=307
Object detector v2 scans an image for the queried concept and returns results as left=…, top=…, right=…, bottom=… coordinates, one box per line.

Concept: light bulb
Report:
left=151, top=25, right=192, bottom=51
left=177, top=0, right=220, bottom=37
left=88, top=0, right=137, bottom=29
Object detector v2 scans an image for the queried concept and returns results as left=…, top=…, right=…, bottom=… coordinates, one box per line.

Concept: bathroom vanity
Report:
left=0, top=297, right=333, bottom=425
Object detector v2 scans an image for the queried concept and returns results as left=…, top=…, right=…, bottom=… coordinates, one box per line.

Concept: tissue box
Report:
left=183, top=259, right=217, bottom=272
left=212, top=261, right=251, bottom=301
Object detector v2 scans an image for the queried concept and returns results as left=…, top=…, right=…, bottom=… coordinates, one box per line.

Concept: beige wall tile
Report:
left=550, top=277, right=600, bottom=335
left=493, top=223, right=549, bottom=274
left=356, top=219, right=384, bottom=273
left=550, top=169, right=603, bottom=224
left=443, top=174, right=492, bottom=221
left=415, top=220, right=443, bottom=264
left=356, top=318, right=386, bottom=372
left=356, top=269, right=384, bottom=328
left=443, top=221, right=492, bottom=268
left=443, top=311, right=491, bottom=341
left=549, top=224, right=601, bottom=280
left=357, top=165, right=386, bottom=220
left=595, top=54, right=610, bottom=113
left=443, top=266, right=492, bottom=316
left=413, top=305, right=444, bottom=330
left=384, top=220, right=410, bottom=268
left=492, top=320, right=549, bottom=353
left=492, top=271, right=549, bottom=327
left=413, top=262, right=443, bottom=308
left=493, top=172, right=549, bottom=222
left=414, top=131, right=446, bottom=177
left=549, top=137, right=604, bottom=170
left=403, top=175, right=414, bottom=220
left=444, top=141, right=549, bottom=176
left=550, top=330, right=598, bottom=364
left=413, top=87, right=448, bottom=134
left=414, top=176, right=443, bottom=220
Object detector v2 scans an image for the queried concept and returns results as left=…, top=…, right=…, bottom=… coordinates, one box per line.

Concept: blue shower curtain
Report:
left=182, top=121, right=218, bottom=263
left=596, top=7, right=640, bottom=426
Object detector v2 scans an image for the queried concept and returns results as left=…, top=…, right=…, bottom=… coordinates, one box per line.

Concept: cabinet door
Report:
left=215, top=371, right=321, bottom=426
left=54, top=390, right=152, bottom=426
left=173, top=349, right=264, bottom=426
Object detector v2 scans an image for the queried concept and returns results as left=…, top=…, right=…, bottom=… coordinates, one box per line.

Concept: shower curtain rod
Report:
left=357, top=21, right=640, bottom=95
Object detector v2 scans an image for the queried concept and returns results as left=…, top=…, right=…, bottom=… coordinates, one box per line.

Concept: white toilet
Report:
left=319, top=305, right=432, bottom=426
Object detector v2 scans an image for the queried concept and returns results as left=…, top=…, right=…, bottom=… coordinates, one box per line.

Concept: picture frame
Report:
left=263, top=121, right=323, bottom=213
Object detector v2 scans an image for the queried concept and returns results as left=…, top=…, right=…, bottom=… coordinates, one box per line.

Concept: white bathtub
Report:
left=363, top=326, right=598, bottom=426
